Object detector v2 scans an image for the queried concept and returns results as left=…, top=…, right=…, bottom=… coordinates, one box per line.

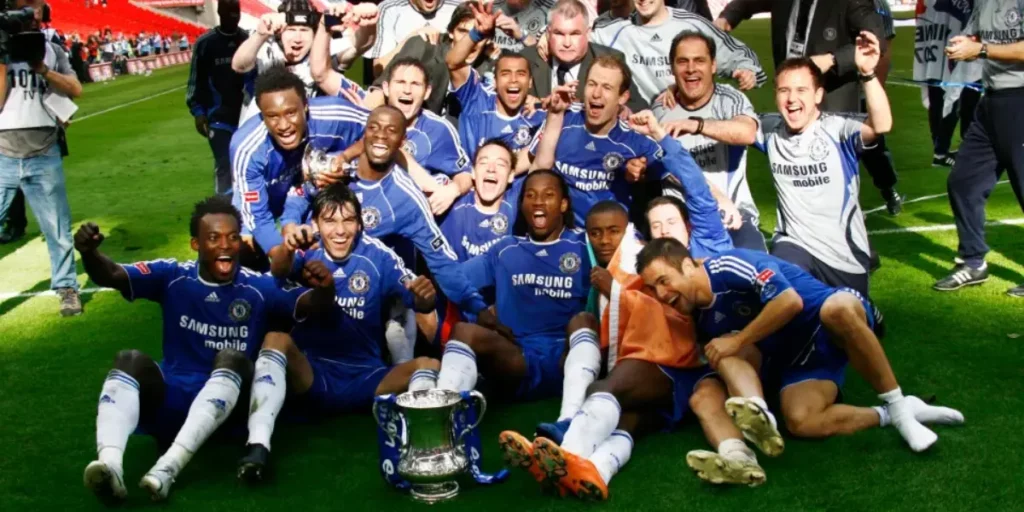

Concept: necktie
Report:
left=557, top=65, right=570, bottom=86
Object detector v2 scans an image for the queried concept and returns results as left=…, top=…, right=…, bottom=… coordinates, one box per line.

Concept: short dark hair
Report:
left=589, top=54, right=632, bottom=94
left=775, top=57, right=823, bottom=89
left=370, top=104, right=407, bottom=126
left=475, top=138, right=517, bottom=170
left=388, top=57, right=429, bottom=84
left=587, top=200, right=628, bottom=222
left=254, top=65, right=307, bottom=106
left=495, top=51, right=531, bottom=77
left=312, top=183, right=363, bottom=229
left=190, top=195, right=241, bottom=238
left=645, top=195, right=689, bottom=223
left=447, top=2, right=476, bottom=34
left=669, top=30, right=717, bottom=63
left=514, top=169, right=575, bottom=235
left=636, top=237, right=691, bottom=275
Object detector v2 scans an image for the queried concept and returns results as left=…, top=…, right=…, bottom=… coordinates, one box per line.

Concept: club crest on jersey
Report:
left=402, top=140, right=417, bottom=156
left=823, top=27, right=837, bottom=41
left=1007, top=8, right=1020, bottom=26
left=603, top=152, right=624, bottom=172
left=490, top=213, right=509, bottom=235
left=733, top=302, right=753, bottom=317
left=363, top=206, right=382, bottom=229
left=514, top=125, right=532, bottom=146
left=348, top=270, right=370, bottom=294
left=809, top=137, right=829, bottom=162
left=559, top=252, right=581, bottom=274
left=525, top=18, right=543, bottom=34
left=228, top=299, right=251, bottom=322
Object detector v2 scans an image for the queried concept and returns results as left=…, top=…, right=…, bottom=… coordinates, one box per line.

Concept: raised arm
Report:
left=529, top=85, right=575, bottom=171
left=447, top=1, right=497, bottom=90
left=233, top=14, right=281, bottom=72
left=73, top=223, right=130, bottom=296
left=855, top=31, right=892, bottom=144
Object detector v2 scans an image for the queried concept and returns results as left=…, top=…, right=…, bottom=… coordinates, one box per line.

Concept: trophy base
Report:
left=409, top=481, right=459, bottom=503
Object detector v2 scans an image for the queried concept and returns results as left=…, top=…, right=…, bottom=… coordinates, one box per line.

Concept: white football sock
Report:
left=718, top=438, right=757, bottom=463
left=408, top=369, right=438, bottom=391
left=95, top=369, right=141, bottom=469
left=436, top=341, right=477, bottom=392
left=558, top=328, right=600, bottom=422
left=905, top=395, right=965, bottom=425
left=561, top=392, right=621, bottom=458
left=589, top=430, right=633, bottom=485
left=385, top=319, right=414, bottom=365
left=155, top=368, right=242, bottom=476
left=880, top=387, right=937, bottom=452
left=247, top=350, right=287, bottom=450
left=873, top=405, right=890, bottom=427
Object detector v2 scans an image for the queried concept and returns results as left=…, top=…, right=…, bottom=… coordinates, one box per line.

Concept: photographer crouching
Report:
left=0, top=0, right=84, bottom=316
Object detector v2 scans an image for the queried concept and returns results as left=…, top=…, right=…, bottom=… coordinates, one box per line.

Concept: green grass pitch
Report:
left=2, top=20, right=1023, bottom=511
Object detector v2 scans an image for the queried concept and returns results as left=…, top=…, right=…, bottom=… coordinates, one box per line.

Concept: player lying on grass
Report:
left=237, top=184, right=441, bottom=483
left=637, top=239, right=966, bottom=455
left=434, top=170, right=591, bottom=403
left=78, top=197, right=336, bottom=501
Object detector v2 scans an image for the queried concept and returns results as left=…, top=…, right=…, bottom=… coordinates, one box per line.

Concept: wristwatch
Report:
left=979, top=43, right=988, bottom=59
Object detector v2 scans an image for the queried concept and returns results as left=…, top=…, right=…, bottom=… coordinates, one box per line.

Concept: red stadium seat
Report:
left=47, top=0, right=208, bottom=39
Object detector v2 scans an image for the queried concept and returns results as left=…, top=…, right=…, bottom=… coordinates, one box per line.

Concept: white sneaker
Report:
left=685, top=450, right=766, bottom=487
left=725, top=397, right=785, bottom=457
left=887, top=397, right=938, bottom=452
left=139, top=465, right=176, bottom=501
left=906, top=395, right=965, bottom=425
left=83, top=460, right=127, bottom=500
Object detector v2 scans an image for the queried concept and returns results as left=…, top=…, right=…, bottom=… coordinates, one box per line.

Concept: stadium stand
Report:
left=47, top=0, right=207, bottom=39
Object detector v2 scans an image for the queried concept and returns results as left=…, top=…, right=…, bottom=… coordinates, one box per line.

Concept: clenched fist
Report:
left=74, top=222, right=105, bottom=254
left=302, top=260, right=335, bottom=290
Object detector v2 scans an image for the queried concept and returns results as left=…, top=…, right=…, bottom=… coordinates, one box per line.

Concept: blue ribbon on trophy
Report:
left=456, top=390, right=510, bottom=486
left=373, top=394, right=411, bottom=490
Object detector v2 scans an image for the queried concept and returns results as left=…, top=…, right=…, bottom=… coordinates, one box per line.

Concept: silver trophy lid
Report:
left=395, top=389, right=465, bottom=409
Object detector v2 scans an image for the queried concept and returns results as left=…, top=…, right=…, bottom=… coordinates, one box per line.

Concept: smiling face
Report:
left=776, top=67, right=824, bottom=133
left=280, top=25, right=314, bottom=63
left=586, top=210, right=628, bottom=267
left=384, top=64, right=431, bottom=122
left=410, top=0, right=442, bottom=15
left=363, top=108, right=406, bottom=168
left=647, top=203, right=690, bottom=247
left=640, top=257, right=698, bottom=315
left=672, top=36, right=716, bottom=105
left=633, top=0, right=664, bottom=19
left=258, top=88, right=307, bottom=151
left=315, top=201, right=361, bottom=260
left=522, top=173, right=568, bottom=241
left=584, top=63, right=628, bottom=130
left=548, top=12, right=589, bottom=66
left=192, top=213, right=242, bottom=283
left=495, top=56, right=532, bottom=112
left=473, top=143, right=514, bottom=205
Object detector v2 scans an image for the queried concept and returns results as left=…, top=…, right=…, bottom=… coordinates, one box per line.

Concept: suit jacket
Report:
left=721, top=0, right=885, bottom=112
left=520, top=42, right=649, bottom=113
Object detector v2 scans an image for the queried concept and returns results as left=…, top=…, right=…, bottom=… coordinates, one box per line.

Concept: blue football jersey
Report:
left=529, top=104, right=667, bottom=225
left=659, top=137, right=733, bottom=259
left=231, top=96, right=367, bottom=251
left=697, top=249, right=836, bottom=359
left=452, top=69, right=547, bottom=162
left=120, top=259, right=307, bottom=374
left=461, top=228, right=591, bottom=340
left=404, top=111, right=472, bottom=177
left=440, top=191, right=517, bottom=261
left=289, top=236, right=416, bottom=364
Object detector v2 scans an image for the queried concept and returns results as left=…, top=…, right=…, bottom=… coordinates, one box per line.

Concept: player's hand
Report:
left=536, top=31, right=549, bottom=61
left=194, top=115, right=209, bottom=138
left=628, top=110, right=667, bottom=140
left=410, top=25, right=441, bottom=45
left=74, top=222, right=105, bottom=254
left=258, top=13, right=285, bottom=36
left=428, top=182, right=461, bottom=216
left=854, top=31, right=880, bottom=75
left=477, top=306, right=515, bottom=342
left=523, top=94, right=542, bottom=116
left=284, top=224, right=317, bottom=251
left=470, top=1, right=498, bottom=37
left=733, top=69, right=756, bottom=90
left=495, top=13, right=522, bottom=41
left=405, top=275, right=437, bottom=307
left=713, top=17, right=733, bottom=32
left=655, top=85, right=677, bottom=110
left=718, top=196, right=743, bottom=231
left=338, top=82, right=366, bottom=108
left=546, top=82, right=576, bottom=114
left=945, top=35, right=982, bottom=62
left=302, top=259, right=335, bottom=289
left=590, top=267, right=613, bottom=298
left=705, top=334, right=743, bottom=368
left=810, top=53, right=835, bottom=74
left=625, top=157, right=647, bottom=183
left=662, top=119, right=699, bottom=137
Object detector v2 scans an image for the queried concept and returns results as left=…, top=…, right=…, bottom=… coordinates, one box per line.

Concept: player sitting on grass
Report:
left=78, top=196, right=336, bottom=501
left=435, top=170, right=591, bottom=403
left=237, top=184, right=441, bottom=483
left=637, top=239, right=966, bottom=454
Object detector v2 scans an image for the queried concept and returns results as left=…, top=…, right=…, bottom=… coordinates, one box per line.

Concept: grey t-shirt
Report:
left=965, top=0, right=1024, bottom=90
left=0, top=43, right=74, bottom=158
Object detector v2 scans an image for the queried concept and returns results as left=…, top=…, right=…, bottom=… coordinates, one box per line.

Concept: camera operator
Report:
left=0, top=0, right=84, bottom=316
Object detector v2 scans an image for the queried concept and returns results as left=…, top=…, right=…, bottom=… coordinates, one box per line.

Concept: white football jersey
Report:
left=914, top=0, right=983, bottom=86
left=367, top=0, right=462, bottom=59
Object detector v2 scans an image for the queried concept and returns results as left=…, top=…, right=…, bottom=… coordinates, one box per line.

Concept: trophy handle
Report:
left=455, top=390, right=487, bottom=442
left=372, top=396, right=407, bottom=450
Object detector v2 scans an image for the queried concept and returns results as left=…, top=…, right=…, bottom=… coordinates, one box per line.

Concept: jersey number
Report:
left=6, top=69, right=44, bottom=99
left=914, top=45, right=939, bottom=64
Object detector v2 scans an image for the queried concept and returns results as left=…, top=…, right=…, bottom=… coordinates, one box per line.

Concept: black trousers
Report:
left=948, top=88, right=1024, bottom=267
left=859, top=98, right=898, bottom=192
left=209, top=128, right=234, bottom=195
left=927, top=84, right=981, bottom=156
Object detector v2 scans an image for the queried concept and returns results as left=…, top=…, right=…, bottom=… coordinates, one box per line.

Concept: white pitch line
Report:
left=865, top=180, right=1010, bottom=215
left=72, top=85, right=186, bottom=123
left=0, top=287, right=115, bottom=301
left=867, top=217, right=1024, bottom=235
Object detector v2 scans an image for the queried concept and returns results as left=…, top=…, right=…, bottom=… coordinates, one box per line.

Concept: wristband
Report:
left=469, top=28, right=485, bottom=43
left=858, top=72, right=877, bottom=82
left=689, top=116, right=705, bottom=135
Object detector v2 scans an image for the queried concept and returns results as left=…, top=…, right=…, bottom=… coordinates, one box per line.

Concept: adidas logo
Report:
left=501, top=124, right=513, bottom=134
left=99, top=394, right=115, bottom=405
left=536, top=249, right=548, bottom=257
left=255, top=374, right=276, bottom=386
left=585, top=141, right=596, bottom=151
left=205, top=292, right=219, bottom=303
left=714, top=311, right=726, bottom=323
left=651, top=33, right=662, bottom=42
left=333, top=268, right=347, bottom=279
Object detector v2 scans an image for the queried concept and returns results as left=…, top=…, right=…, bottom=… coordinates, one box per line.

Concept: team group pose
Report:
left=80, top=0, right=996, bottom=503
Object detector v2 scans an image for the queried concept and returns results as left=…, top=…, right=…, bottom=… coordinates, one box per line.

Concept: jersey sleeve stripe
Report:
left=427, top=112, right=471, bottom=166
left=716, top=255, right=759, bottom=274
left=392, top=170, right=460, bottom=261
left=364, top=235, right=416, bottom=279
left=232, top=125, right=269, bottom=230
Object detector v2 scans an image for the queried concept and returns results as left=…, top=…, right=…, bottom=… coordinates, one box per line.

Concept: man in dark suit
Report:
left=715, top=0, right=903, bottom=215
left=521, top=0, right=648, bottom=113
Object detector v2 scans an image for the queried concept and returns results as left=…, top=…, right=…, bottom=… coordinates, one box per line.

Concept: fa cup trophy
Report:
left=302, top=145, right=355, bottom=185
left=373, top=389, right=509, bottom=503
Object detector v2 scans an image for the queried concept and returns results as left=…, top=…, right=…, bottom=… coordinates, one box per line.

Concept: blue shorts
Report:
left=135, top=365, right=248, bottom=444
left=778, top=288, right=874, bottom=391
left=305, top=354, right=389, bottom=413
left=516, top=336, right=567, bottom=402
left=657, top=365, right=717, bottom=428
